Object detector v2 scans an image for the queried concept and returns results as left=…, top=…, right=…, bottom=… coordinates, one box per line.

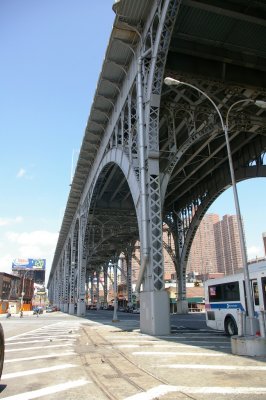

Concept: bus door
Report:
left=261, top=277, right=266, bottom=311
left=251, top=279, right=260, bottom=313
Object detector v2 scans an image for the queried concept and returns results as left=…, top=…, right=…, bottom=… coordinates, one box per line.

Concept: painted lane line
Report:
left=7, top=335, right=79, bottom=341
left=107, top=336, right=155, bottom=340
left=164, top=364, right=266, bottom=371
left=17, top=333, right=80, bottom=337
left=38, top=330, right=79, bottom=333
left=5, top=324, right=67, bottom=341
left=180, top=386, right=266, bottom=394
left=166, top=341, right=231, bottom=345
left=124, top=385, right=180, bottom=400
left=5, top=323, right=80, bottom=342
left=5, top=352, right=75, bottom=363
left=6, top=344, right=73, bottom=352
left=6, top=339, right=76, bottom=346
left=142, top=339, right=231, bottom=344
left=132, top=351, right=226, bottom=356
left=157, top=335, right=228, bottom=339
left=124, top=385, right=266, bottom=400
left=0, top=379, right=90, bottom=400
left=2, top=363, right=77, bottom=379
left=115, top=344, right=230, bottom=349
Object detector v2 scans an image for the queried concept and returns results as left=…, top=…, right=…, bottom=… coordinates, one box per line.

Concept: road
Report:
left=0, top=310, right=266, bottom=399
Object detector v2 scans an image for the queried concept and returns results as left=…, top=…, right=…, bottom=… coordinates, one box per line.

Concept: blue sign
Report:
left=12, top=258, right=46, bottom=271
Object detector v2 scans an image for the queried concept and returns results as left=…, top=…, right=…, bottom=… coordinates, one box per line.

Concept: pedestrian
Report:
left=20, top=308, right=23, bottom=318
left=6, top=308, right=11, bottom=318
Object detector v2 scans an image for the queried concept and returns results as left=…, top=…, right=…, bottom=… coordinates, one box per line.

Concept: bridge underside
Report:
left=161, top=0, right=266, bottom=258
left=48, top=0, right=266, bottom=334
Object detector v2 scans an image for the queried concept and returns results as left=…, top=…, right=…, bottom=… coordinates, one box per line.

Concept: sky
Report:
left=0, top=1, right=265, bottom=283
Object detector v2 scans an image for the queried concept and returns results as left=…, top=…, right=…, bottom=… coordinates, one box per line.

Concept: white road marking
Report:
left=132, top=351, right=226, bottom=356
left=0, top=379, right=90, bottom=400
left=5, top=323, right=81, bottom=341
left=124, top=385, right=181, bottom=400
left=5, top=352, right=75, bottom=363
left=180, top=386, right=266, bottom=394
left=111, top=340, right=160, bottom=343
left=157, top=335, right=228, bottom=339
left=7, top=335, right=79, bottom=341
left=18, top=333, right=80, bottom=337
left=124, top=384, right=266, bottom=399
left=2, top=363, right=77, bottom=379
left=115, top=344, right=229, bottom=349
left=6, top=343, right=73, bottom=352
left=107, top=335, right=154, bottom=340
left=164, top=364, right=266, bottom=371
left=6, top=339, right=76, bottom=345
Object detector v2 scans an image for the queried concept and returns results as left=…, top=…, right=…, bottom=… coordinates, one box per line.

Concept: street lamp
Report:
left=164, top=77, right=266, bottom=335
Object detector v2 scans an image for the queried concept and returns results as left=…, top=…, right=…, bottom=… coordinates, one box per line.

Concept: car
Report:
left=46, top=306, right=57, bottom=313
left=0, top=323, right=4, bottom=379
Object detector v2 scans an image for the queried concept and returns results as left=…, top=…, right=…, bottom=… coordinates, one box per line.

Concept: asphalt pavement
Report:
left=1, top=310, right=266, bottom=399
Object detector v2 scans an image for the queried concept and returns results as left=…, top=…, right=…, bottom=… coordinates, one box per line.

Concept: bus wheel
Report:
left=225, top=316, right=238, bottom=336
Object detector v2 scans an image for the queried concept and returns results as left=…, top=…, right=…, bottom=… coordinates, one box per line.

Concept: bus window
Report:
left=261, top=277, right=266, bottom=310
left=208, top=281, right=239, bottom=302
left=224, top=282, right=240, bottom=301
left=252, top=281, right=259, bottom=306
left=208, top=285, right=222, bottom=302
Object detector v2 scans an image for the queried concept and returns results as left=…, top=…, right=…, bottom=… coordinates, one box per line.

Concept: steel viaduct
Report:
left=48, top=0, right=266, bottom=335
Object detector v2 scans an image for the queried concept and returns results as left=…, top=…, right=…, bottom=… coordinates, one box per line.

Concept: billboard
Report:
left=12, top=258, right=46, bottom=271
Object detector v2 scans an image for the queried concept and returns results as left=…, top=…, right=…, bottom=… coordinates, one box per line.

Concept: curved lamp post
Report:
left=164, top=77, right=266, bottom=335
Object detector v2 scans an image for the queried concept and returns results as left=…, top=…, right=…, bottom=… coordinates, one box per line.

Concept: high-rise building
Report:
left=130, top=213, right=245, bottom=282
left=214, top=215, right=244, bottom=275
left=187, top=214, right=220, bottom=275
left=263, top=232, right=266, bottom=256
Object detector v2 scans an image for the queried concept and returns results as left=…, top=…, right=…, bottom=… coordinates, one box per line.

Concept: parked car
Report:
left=46, top=306, right=57, bottom=313
left=0, top=323, right=4, bottom=379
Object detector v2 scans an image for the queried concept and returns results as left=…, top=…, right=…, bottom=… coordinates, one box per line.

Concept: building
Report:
left=214, top=214, right=244, bottom=275
left=187, top=214, right=220, bottom=275
left=0, top=272, right=34, bottom=314
left=263, top=232, right=266, bottom=256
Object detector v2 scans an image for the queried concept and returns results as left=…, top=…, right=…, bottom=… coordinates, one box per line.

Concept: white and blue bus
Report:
left=205, top=261, right=266, bottom=335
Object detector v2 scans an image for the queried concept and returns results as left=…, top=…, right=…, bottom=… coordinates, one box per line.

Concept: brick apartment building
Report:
left=130, top=213, right=246, bottom=282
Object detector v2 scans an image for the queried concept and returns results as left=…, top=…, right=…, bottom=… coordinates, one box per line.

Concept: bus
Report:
left=205, top=260, right=266, bottom=336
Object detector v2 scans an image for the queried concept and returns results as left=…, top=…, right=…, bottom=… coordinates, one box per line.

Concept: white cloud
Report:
left=0, top=216, right=23, bottom=227
left=17, top=168, right=26, bottom=178
left=247, top=245, right=264, bottom=260
left=16, top=167, right=34, bottom=180
left=6, top=230, right=58, bottom=247
left=0, top=230, right=59, bottom=282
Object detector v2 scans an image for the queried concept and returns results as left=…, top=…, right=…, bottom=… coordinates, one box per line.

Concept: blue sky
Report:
left=0, top=1, right=265, bottom=281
